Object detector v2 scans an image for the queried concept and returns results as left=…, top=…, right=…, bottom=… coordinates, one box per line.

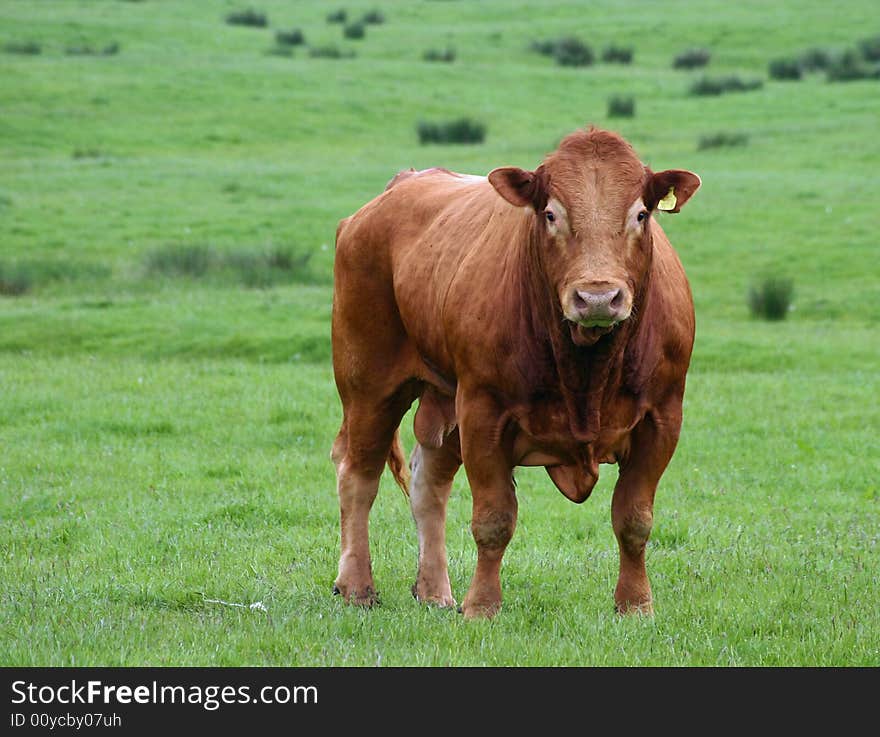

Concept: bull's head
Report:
left=488, top=128, right=700, bottom=346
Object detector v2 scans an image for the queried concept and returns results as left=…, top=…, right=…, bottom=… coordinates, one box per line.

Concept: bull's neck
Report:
left=513, top=222, right=653, bottom=444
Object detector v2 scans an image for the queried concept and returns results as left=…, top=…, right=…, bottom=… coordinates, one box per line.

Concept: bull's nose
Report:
left=572, top=288, right=627, bottom=325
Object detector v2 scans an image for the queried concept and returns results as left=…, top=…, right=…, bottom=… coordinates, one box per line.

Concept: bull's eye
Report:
left=545, top=210, right=556, bottom=223
left=637, top=210, right=648, bottom=223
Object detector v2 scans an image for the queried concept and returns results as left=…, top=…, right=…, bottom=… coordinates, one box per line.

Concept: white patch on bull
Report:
left=626, top=197, right=649, bottom=232
left=544, top=196, right=569, bottom=239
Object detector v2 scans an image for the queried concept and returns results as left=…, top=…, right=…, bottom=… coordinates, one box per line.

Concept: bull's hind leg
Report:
left=409, top=431, right=461, bottom=607
left=331, top=395, right=411, bottom=606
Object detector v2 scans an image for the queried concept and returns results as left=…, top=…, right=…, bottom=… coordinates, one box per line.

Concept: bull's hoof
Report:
left=411, top=582, right=456, bottom=609
left=459, top=598, right=501, bottom=620
left=615, top=599, right=654, bottom=617
left=333, top=582, right=379, bottom=607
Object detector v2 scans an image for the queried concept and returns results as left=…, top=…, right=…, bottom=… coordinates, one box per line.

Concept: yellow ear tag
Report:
left=657, top=187, right=677, bottom=211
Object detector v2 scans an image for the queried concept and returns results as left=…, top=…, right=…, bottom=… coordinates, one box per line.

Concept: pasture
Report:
left=0, top=0, right=878, bottom=665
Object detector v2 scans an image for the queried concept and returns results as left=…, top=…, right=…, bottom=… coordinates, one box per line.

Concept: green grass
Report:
left=1, top=0, right=878, bottom=666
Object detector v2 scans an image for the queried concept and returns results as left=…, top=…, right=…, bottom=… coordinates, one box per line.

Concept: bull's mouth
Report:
left=568, top=321, right=615, bottom=346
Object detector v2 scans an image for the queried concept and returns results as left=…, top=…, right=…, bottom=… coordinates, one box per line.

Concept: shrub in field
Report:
left=3, top=41, right=41, bottom=55
left=145, top=245, right=213, bottom=278
left=225, top=9, right=267, bottom=27
left=826, top=50, right=880, bottom=81
left=602, top=45, right=633, bottom=64
left=529, top=38, right=557, bottom=56
left=859, top=35, right=880, bottom=61
left=673, top=47, right=710, bottom=69
left=361, top=10, right=385, bottom=25
left=769, top=58, right=802, bottom=80
left=689, top=75, right=763, bottom=96
left=326, top=9, right=347, bottom=24
left=417, top=118, right=486, bottom=144
left=65, top=42, right=120, bottom=56
left=143, top=245, right=313, bottom=286
left=607, top=95, right=635, bottom=117
left=423, top=47, right=455, bottom=62
left=748, top=276, right=794, bottom=320
left=0, top=264, right=31, bottom=296
left=799, top=47, right=832, bottom=71
left=275, top=29, right=305, bottom=46
left=72, top=148, right=102, bottom=159
left=309, top=45, right=355, bottom=59
left=553, top=36, right=594, bottom=66
left=698, top=132, right=749, bottom=150
left=224, top=247, right=313, bottom=288
left=343, top=22, right=366, bottom=40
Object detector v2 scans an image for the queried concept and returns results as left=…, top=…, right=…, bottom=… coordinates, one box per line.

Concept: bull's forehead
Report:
left=543, top=130, right=647, bottom=233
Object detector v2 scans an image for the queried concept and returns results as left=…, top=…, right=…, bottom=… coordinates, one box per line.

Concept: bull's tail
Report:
left=387, top=429, right=409, bottom=496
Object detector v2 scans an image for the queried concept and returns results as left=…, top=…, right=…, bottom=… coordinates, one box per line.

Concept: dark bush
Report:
left=799, top=47, right=832, bottom=71
left=225, top=9, right=268, bottom=27
left=529, top=39, right=557, bottom=56
left=748, top=277, right=794, bottom=321
left=0, top=264, right=31, bottom=296
left=343, top=22, right=366, bottom=40
left=673, top=47, right=710, bottom=69
left=362, top=10, right=385, bottom=25
left=65, top=42, right=120, bottom=56
left=309, top=45, right=355, bottom=59
left=859, top=35, right=880, bottom=61
left=3, top=41, right=41, bottom=55
left=143, top=245, right=313, bottom=286
left=144, top=245, right=213, bottom=277
left=553, top=36, right=594, bottom=67
left=417, top=118, right=486, bottom=144
left=223, top=247, right=312, bottom=288
left=423, top=47, right=455, bottom=62
left=0, top=259, right=109, bottom=295
left=826, top=50, right=880, bottom=81
left=72, top=148, right=102, bottom=159
left=275, top=29, right=305, bottom=46
left=689, top=75, right=763, bottom=96
left=607, top=96, right=635, bottom=117
left=602, top=45, right=633, bottom=64
left=327, top=9, right=347, bottom=24
left=697, top=132, right=749, bottom=150
left=768, top=58, right=802, bottom=80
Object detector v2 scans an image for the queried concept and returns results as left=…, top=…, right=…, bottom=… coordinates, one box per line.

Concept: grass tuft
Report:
left=3, top=41, right=41, bottom=55
left=225, top=9, right=268, bottom=28
left=689, top=75, right=763, bottom=96
left=698, top=132, right=749, bottom=150
left=343, top=22, right=366, bottom=40
left=673, top=47, right=710, bottom=69
left=748, top=276, right=794, bottom=320
left=769, top=58, right=803, bottom=80
left=601, top=45, right=633, bottom=64
left=275, top=29, right=305, bottom=46
left=423, top=47, right=456, bottom=62
left=417, top=118, right=486, bottom=144
left=607, top=95, right=635, bottom=117
left=326, top=9, right=347, bottom=24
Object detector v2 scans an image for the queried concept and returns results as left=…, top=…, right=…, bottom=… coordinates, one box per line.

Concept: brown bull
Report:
left=330, top=127, right=700, bottom=618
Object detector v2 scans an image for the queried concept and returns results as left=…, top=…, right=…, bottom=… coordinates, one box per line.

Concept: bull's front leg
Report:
left=612, top=402, right=683, bottom=615
left=458, top=394, right=517, bottom=619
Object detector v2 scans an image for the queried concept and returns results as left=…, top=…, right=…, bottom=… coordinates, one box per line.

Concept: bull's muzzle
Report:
left=569, top=286, right=630, bottom=327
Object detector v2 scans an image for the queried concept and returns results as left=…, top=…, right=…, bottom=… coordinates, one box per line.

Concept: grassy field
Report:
left=1, top=0, right=878, bottom=666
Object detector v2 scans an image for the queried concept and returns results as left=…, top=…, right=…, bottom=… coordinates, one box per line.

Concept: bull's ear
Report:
left=646, top=169, right=701, bottom=214
left=489, top=165, right=548, bottom=210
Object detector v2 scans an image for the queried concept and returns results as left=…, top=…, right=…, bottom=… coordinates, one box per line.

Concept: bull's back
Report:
left=333, top=169, right=502, bottom=385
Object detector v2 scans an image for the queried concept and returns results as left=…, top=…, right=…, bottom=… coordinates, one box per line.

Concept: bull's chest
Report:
left=511, top=395, right=645, bottom=503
